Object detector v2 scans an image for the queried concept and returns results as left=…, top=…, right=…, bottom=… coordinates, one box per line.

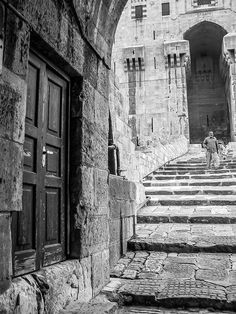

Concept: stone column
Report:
left=164, top=40, right=191, bottom=140
left=221, top=33, right=236, bottom=142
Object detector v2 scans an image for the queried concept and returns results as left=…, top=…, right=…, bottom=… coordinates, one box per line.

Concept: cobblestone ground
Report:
left=104, top=144, right=236, bottom=312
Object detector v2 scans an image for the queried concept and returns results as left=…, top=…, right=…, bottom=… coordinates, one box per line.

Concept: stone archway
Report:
left=184, top=22, right=230, bottom=143
left=72, top=0, right=129, bottom=66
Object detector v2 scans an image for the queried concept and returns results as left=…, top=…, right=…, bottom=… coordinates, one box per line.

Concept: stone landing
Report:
left=103, top=144, right=236, bottom=312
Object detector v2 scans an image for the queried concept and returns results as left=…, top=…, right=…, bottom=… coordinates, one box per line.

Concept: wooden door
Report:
left=12, top=53, right=68, bottom=276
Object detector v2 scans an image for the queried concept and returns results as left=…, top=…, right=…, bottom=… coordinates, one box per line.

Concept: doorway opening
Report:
left=184, top=22, right=230, bottom=144
left=12, top=52, right=69, bottom=276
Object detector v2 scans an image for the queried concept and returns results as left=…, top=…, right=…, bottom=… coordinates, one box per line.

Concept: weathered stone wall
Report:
left=0, top=259, right=93, bottom=313
left=109, top=72, right=189, bottom=182
left=0, top=0, right=134, bottom=311
left=109, top=176, right=138, bottom=269
left=112, top=0, right=236, bottom=145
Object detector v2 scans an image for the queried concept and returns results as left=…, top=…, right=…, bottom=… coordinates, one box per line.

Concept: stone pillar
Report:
left=164, top=40, right=191, bottom=140
left=0, top=4, right=29, bottom=292
left=221, top=33, right=236, bottom=142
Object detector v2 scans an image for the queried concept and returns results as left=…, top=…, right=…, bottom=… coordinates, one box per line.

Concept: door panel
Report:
left=16, top=184, right=36, bottom=250
left=47, top=81, right=61, bottom=136
left=12, top=52, right=68, bottom=276
left=26, top=63, right=38, bottom=126
left=46, top=145, right=61, bottom=176
left=23, top=136, right=37, bottom=172
left=42, top=69, right=66, bottom=266
left=45, top=188, right=60, bottom=244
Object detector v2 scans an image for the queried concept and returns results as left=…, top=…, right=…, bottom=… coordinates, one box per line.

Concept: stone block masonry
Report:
left=112, top=0, right=236, bottom=144
left=109, top=176, right=139, bottom=269
left=109, top=72, right=189, bottom=182
left=0, top=0, right=133, bottom=312
left=0, top=259, right=93, bottom=313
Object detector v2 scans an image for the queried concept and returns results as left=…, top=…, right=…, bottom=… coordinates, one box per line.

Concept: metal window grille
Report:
left=162, top=3, right=170, bottom=16
left=135, top=5, right=143, bottom=19
left=197, top=0, right=211, bottom=5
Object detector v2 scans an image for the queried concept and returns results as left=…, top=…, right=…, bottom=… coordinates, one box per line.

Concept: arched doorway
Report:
left=184, top=22, right=230, bottom=143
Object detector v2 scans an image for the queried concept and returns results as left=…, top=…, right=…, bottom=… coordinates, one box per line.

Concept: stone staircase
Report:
left=103, top=144, right=236, bottom=313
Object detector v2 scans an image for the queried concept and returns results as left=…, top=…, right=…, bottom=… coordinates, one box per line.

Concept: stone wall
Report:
left=109, top=176, right=138, bottom=269
left=0, top=0, right=130, bottom=310
left=0, top=259, right=93, bottom=313
left=109, top=72, right=189, bottom=182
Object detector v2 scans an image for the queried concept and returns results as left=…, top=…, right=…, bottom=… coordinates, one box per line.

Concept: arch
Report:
left=184, top=21, right=227, bottom=57
left=184, top=21, right=230, bottom=143
left=72, top=0, right=128, bottom=65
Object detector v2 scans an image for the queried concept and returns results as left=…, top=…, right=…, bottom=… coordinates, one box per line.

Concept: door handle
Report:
left=42, top=146, right=47, bottom=168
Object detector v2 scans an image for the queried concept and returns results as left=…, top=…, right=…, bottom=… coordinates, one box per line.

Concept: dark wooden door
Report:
left=12, top=53, right=68, bottom=276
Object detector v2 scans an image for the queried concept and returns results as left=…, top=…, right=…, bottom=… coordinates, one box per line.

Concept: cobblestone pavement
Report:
left=110, top=251, right=236, bottom=285
left=105, top=251, right=236, bottom=310
left=104, top=145, right=236, bottom=312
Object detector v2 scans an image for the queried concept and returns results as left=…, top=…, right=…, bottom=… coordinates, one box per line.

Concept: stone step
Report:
left=150, top=173, right=236, bottom=181
left=119, top=307, right=235, bottom=313
left=175, top=157, right=235, bottom=165
left=143, top=178, right=236, bottom=187
left=137, top=205, right=236, bottom=224
left=147, top=195, right=236, bottom=206
left=120, top=307, right=235, bottom=313
left=105, top=253, right=236, bottom=311
left=160, top=164, right=236, bottom=170
left=154, top=168, right=236, bottom=175
left=145, top=186, right=236, bottom=196
left=128, top=223, right=236, bottom=253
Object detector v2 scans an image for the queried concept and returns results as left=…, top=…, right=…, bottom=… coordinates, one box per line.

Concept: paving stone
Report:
left=161, top=262, right=196, bottom=279
left=122, top=270, right=137, bottom=280
left=196, top=268, right=229, bottom=285
left=196, top=256, right=231, bottom=270
left=156, top=279, right=228, bottom=307
left=111, top=264, right=127, bottom=277
left=118, top=258, right=133, bottom=266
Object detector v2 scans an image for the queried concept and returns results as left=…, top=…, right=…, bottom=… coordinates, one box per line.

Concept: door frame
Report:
left=12, top=48, right=71, bottom=276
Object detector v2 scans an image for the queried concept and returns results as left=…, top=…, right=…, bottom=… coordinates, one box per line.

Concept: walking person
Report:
left=203, top=131, right=220, bottom=169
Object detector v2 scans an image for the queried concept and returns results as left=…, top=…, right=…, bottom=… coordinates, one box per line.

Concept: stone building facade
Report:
left=0, top=0, right=189, bottom=313
left=112, top=0, right=236, bottom=144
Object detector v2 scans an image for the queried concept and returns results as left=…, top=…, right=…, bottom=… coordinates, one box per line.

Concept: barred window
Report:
left=162, top=3, right=170, bottom=16
left=197, top=0, right=211, bottom=5
left=135, top=5, right=143, bottom=18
